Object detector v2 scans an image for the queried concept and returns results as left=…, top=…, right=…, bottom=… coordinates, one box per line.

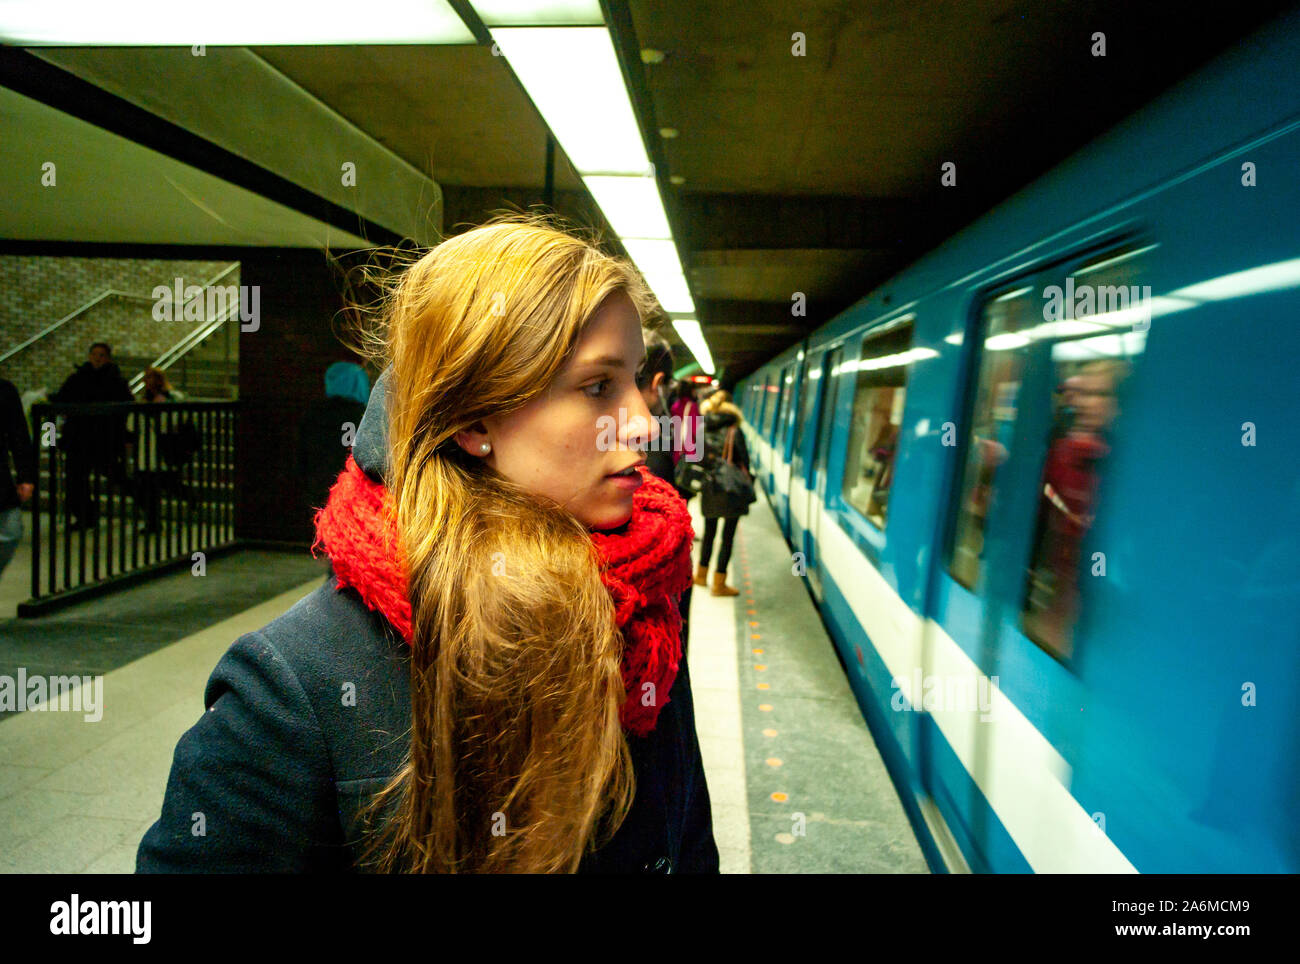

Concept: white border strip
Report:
left=812, top=492, right=1137, bottom=873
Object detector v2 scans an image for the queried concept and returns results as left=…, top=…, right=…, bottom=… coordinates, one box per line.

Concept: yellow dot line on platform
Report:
left=741, top=532, right=795, bottom=815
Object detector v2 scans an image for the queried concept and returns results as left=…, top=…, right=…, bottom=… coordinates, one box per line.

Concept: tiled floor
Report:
left=688, top=489, right=928, bottom=873
left=0, top=489, right=926, bottom=873
left=0, top=578, right=327, bottom=872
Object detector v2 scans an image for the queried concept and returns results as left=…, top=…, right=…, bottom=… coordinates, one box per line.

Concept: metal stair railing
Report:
left=127, top=305, right=238, bottom=397
left=0, top=262, right=239, bottom=366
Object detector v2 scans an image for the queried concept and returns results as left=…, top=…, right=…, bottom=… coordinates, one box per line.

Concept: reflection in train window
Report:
left=841, top=320, right=915, bottom=529
left=773, top=365, right=793, bottom=449
left=1019, top=249, right=1145, bottom=660
left=791, top=356, right=817, bottom=474
left=814, top=346, right=843, bottom=481
left=948, top=288, right=1036, bottom=590
left=763, top=372, right=779, bottom=437
left=948, top=244, right=1148, bottom=661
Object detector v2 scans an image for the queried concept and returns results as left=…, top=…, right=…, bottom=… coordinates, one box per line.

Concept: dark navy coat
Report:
left=137, top=369, right=720, bottom=873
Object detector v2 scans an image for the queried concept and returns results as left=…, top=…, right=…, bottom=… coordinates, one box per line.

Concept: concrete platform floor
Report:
left=0, top=488, right=926, bottom=873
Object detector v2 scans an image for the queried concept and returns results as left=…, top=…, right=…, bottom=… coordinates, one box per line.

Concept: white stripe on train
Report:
left=745, top=429, right=1136, bottom=873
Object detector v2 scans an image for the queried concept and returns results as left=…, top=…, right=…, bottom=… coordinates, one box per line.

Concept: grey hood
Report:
left=352, top=367, right=392, bottom=484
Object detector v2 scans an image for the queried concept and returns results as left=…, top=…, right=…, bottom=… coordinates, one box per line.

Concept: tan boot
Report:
left=694, top=565, right=708, bottom=587
left=711, top=571, right=740, bottom=597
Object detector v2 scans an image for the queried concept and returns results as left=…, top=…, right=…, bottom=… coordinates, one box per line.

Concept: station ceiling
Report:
left=4, top=0, right=1296, bottom=382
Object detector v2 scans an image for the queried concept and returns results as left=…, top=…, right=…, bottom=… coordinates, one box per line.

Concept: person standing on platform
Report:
left=669, top=379, right=702, bottom=489
left=138, top=216, right=718, bottom=874
left=50, top=341, right=133, bottom=530
left=0, top=377, right=35, bottom=580
left=637, top=328, right=694, bottom=657
left=694, top=389, right=751, bottom=597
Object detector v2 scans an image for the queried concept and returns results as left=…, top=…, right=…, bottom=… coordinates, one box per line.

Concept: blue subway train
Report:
left=735, top=8, right=1300, bottom=873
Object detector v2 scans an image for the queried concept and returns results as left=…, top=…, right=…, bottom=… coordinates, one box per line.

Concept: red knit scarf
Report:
left=310, top=456, right=695, bottom=737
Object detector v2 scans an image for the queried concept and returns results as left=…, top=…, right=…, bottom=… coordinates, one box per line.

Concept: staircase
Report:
left=0, top=263, right=240, bottom=402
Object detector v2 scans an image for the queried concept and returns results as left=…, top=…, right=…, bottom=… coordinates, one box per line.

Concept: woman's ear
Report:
left=455, top=422, right=492, bottom=457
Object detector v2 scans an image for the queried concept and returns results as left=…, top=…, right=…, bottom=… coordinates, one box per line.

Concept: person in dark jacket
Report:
left=637, top=328, right=693, bottom=657
left=51, top=342, right=134, bottom=529
left=694, top=390, right=751, bottom=597
left=669, top=380, right=702, bottom=479
left=128, top=368, right=195, bottom=535
left=138, top=217, right=719, bottom=874
left=0, top=378, right=36, bottom=579
left=296, top=361, right=370, bottom=542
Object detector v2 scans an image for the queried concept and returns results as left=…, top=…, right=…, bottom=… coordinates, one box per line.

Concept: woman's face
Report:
left=474, top=293, right=659, bottom=530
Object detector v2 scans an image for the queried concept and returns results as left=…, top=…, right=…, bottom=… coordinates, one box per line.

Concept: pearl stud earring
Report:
left=479, top=442, right=491, bottom=454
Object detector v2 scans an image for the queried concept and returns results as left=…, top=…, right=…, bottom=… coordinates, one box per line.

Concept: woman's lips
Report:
left=605, top=466, right=643, bottom=490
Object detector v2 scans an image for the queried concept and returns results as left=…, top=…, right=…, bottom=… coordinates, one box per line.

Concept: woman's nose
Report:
left=623, top=394, right=660, bottom=450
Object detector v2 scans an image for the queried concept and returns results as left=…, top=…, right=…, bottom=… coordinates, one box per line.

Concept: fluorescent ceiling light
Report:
left=622, top=239, right=688, bottom=279
left=1073, top=243, right=1160, bottom=277
left=853, top=348, right=939, bottom=372
left=0, top=0, right=475, bottom=44
left=471, top=0, right=603, bottom=25
left=485, top=17, right=709, bottom=360
left=672, top=319, right=715, bottom=374
left=1169, top=257, right=1300, bottom=301
left=985, top=332, right=1030, bottom=351
left=1029, top=319, right=1111, bottom=340
left=1050, top=330, right=1148, bottom=362
left=581, top=176, right=671, bottom=239
left=641, top=270, right=695, bottom=314
left=490, top=26, right=651, bottom=175
left=1023, top=296, right=1195, bottom=342
left=623, top=239, right=696, bottom=314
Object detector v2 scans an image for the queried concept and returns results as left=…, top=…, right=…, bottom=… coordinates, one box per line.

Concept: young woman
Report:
left=693, top=389, right=751, bottom=597
left=137, top=217, right=719, bottom=873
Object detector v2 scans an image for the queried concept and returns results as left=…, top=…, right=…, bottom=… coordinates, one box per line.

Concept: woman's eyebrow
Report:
left=575, top=353, right=647, bottom=370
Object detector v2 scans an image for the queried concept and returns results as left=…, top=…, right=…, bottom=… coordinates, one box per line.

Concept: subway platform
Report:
left=0, top=487, right=926, bottom=873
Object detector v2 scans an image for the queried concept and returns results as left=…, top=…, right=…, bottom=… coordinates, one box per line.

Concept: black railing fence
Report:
left=22, top=401, right=238, bottom=614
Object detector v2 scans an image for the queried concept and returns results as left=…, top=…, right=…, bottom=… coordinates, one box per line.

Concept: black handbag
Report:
left=674, top=453, right=708, bottom=494
left=706, top=426, right=756, bottom=506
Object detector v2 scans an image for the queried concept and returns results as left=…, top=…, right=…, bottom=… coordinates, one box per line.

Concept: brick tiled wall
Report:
left=0, top=256, right=240, bottom=398
left=234, top=248, right=377, bottom=544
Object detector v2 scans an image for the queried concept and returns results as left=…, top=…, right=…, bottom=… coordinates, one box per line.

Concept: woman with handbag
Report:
left=694, top=390, right=754, bottom=597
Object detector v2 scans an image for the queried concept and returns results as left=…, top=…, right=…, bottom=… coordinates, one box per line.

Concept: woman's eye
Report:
left=583, top=378, right=612, bottom=399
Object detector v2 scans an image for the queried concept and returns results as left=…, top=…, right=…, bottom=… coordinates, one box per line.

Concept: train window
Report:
left=948, top=244, right=1148, bottom=661
left=813, top=347, right=843, bottom=481
left=948, top=287, right=1037, bottom=590
left=1018, top=250, right=1144, bottom=660
left=791, top=357, right=818, bottom=473
left=764, top=371, right=781, bottom=437
left=775, top=365, right=794, bottom=449
left=840, top=319, right=915, bottom=529
left=771, top=366, right=786, bottom=442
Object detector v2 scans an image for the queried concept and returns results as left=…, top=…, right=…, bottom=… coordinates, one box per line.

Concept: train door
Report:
left=762, top=367, right=785, bottom=497
left=926, top=243, right=1151, bottom=872
left=805, top=346, right=843, bottom=601
left=778, top=358, right=805, bottom=541
left=772, top=363, right=796, bottom=534
left=787, top=353, right=819, bottom=558
left=753, top=371, right=772, bottom=485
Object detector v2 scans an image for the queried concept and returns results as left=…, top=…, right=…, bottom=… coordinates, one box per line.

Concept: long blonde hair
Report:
left=352, top=215, right=657, bottom=872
